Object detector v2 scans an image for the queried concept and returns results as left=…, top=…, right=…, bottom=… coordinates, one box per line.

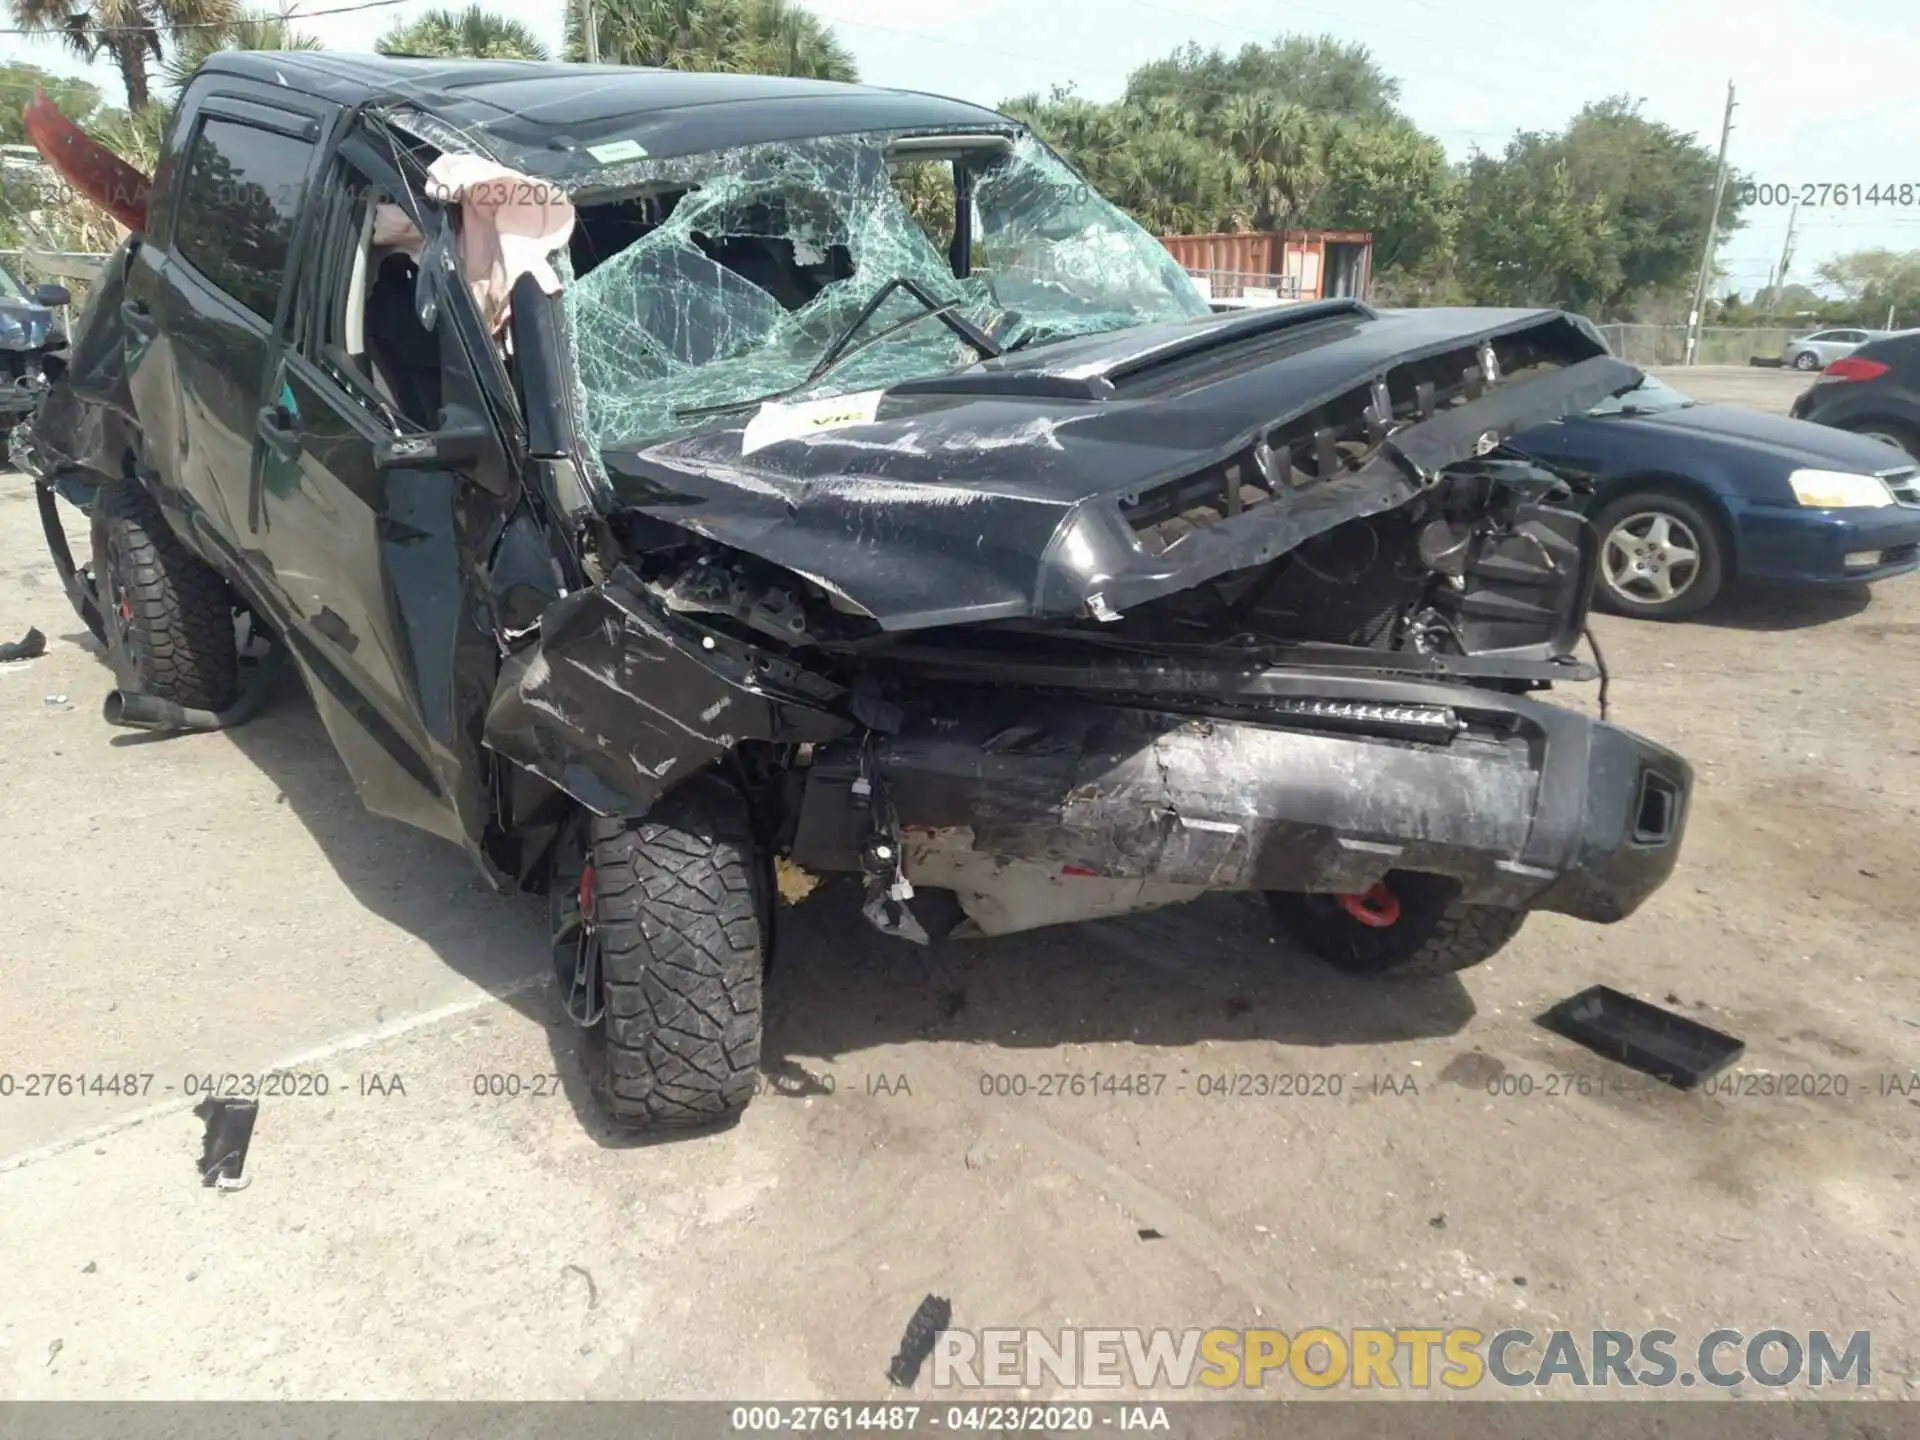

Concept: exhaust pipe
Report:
left=102, top=646, right=285, bottom=732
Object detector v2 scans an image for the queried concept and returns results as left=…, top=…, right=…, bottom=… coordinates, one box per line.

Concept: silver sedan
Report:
left=1783, top=327, right=1888, bottom=371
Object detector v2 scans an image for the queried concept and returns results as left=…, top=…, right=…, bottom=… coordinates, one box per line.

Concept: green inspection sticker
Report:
left=586, top=139, right=648, bottom=163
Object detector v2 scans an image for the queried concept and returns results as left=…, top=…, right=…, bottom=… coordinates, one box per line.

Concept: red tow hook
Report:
left=578, top=862, right=596, bottom=919
left=1338, top=882, right=1401, bottom=927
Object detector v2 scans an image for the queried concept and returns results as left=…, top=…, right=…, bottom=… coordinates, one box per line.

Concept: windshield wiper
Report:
left=676, top=275, right=1001, bottom=420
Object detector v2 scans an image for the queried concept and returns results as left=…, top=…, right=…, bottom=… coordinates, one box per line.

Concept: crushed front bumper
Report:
left=790, top=673, right=1690, bottom=924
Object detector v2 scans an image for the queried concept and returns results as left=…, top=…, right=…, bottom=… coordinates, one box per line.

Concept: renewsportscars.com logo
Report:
left=932, top=1327, right=1871, bottom=1391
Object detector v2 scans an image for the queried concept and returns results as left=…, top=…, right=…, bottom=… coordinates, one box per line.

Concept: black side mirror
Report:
left=374, top=423, right=493, bottom=472
left=32, top=283, right=70, bottom=308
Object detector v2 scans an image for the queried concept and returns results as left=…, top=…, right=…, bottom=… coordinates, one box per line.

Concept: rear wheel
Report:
left=551, top=776, right=769, bottom=1131
left=1791, top=349, right=1821, bottom=371
left=1267, top=873, right=1526, bottom=978
left=90, top=481, right=238, bottom=708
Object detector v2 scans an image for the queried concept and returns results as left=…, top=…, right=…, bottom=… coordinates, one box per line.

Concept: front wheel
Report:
left=91, top=480, right=239, bottom=706
left=1267, top=873, right=1526, bottom=978
left=1591, top=490, right=1726, bottom=619
left=551, top=776, right=770, bottom=1131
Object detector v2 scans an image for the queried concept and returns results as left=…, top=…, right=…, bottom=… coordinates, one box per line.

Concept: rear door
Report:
left=122, top=81, right=327, bottom=574
left=251, top=132, right=521, bottom=846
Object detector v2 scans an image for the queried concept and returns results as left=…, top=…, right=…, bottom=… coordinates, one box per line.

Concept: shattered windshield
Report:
left=1588, top=374, right=1696, bottom=417
left=563, top=131, right=1211, bottom=448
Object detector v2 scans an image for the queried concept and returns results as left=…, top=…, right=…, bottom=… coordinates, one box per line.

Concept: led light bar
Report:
left=1267, top=697, right=1462, bottom=736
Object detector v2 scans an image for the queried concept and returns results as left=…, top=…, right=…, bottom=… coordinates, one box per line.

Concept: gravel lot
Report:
left=1, top=363, right=1915, bottom=1403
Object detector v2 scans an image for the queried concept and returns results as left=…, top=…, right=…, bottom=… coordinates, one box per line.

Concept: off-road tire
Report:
left=1267, top=873, right=1526, bottom=978
left=91, top=481, right=238, bottom=709
left=580, top=777, right=768, bottom=1130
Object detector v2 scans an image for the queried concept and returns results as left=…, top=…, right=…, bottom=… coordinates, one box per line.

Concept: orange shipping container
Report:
left=1159, top=229, right=1373, bottom=302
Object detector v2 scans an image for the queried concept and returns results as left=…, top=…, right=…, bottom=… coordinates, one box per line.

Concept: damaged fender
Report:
left=482, top=565, right=853, bottom=815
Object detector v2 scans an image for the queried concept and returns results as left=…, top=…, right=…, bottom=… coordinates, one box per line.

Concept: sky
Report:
left=5, top=0, right=1917, bottom=297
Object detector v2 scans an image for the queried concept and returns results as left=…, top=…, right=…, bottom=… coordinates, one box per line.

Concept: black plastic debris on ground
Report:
left=886, top=1294, right=951, bottom=1389
left=1137, top=1227, right=1164, bottom=1241
left=194, top=1097, right=258, bottom=1189
left=0, top=626, right=46, bottom=662
left=1537, top=984, right=1744, bottom=1089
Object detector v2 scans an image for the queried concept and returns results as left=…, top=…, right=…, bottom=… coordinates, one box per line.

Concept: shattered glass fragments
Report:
left=563, top=132, right=1210, bottom=448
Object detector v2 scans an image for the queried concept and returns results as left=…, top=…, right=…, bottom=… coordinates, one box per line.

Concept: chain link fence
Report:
left=1593, top=324, right=1800, bottom=368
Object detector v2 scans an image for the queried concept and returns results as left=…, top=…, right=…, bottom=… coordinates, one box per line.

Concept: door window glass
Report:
left=175, top=117, right=313, bottom=321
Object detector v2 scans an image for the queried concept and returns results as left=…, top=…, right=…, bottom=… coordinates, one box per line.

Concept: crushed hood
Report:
left=603, top=303, right=1641, bottom=630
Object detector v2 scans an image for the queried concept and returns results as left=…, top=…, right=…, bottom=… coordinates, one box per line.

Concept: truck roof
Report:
left=199, top=52, right=1013, bottom=178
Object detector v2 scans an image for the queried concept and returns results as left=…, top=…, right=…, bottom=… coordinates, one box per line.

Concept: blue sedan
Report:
left=1509, top=374, right=1920, bottom=619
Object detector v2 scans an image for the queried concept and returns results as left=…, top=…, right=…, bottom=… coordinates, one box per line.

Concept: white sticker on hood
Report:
left=587, top=138, right=648, bottom=163
left=740, top=390, right=886, bottom=455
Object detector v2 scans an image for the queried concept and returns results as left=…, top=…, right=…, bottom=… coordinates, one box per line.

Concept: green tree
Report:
left=568, top=0, right=856, bottom=81
left=166, top=7, right=322, bottom=91
left=6, top=0, right=237, bottom=111
left=377, top=5, right=548, bottom=61
left=1002, top=34, right=1456, bottom=280
left=1307, top=116, right=1455, bottom=273
left=1558, top=98, right=1746, bottom=309
left=1455, top=144, right=1618, bottom=310
left=1815, top=248, right=1920, bottom=331
left=1452, top=100, right=1746, bottom=316
left=1217, top=93, right=1326, bottom=231
left=1124, top=34, right=1401, bottom=122
left=0, top=62, right=105, bottom=144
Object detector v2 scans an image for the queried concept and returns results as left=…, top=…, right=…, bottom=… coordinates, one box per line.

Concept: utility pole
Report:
left=1766, top=201, right=1799, bottom=321
left=582, top=0, right=601, bottom=63
left=1684, top=80, right=1736, bottom=367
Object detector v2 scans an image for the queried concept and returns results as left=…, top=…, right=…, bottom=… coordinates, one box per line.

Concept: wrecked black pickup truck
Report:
left=18, top=55, right=1691, bottom=1131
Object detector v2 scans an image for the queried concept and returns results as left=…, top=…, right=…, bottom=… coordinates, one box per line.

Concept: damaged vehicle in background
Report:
left=19, top=56, right=1692, bottom=1133
left=0, top=259, right=69, bottom=436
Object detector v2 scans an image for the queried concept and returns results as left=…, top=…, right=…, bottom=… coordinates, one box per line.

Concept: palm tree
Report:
left=164, top=7, right=321, bottom=92
left=6, top=0, right=237, bottom=111
left=376, top=5, right=549, bottom=61
left=1219, top=94, right=1325, bottom=231
left=739, top=0, right=854, bottom=82
left=570, top=0, right=857, bottom=80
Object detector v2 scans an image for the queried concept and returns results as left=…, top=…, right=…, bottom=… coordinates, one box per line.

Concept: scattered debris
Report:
left=885, top=1294, right=951, bottom=1389
left=81, top=1261, right=96, bottom=1274
left=194, top=1097, right=259, bottom=1190
left=1137, top=1227, right=1165, bottom=1241
left=774, top=856, right=823, bottom=905
left=0, top=626, right=46, bottom=662
left=42, top=693, right=72, bottom=712
left=46, top=1339, right=62, bottom=1367
left=963, top=1138, right=993, bottom=1170
left=1537, top=984, right=1744, bottom=1090
left=1513, top=1276, right=1528, bottom=1286
left=1429, top=1214, right=1447, bottom=1230
left=561, top=1263, right=599, bottom=1310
